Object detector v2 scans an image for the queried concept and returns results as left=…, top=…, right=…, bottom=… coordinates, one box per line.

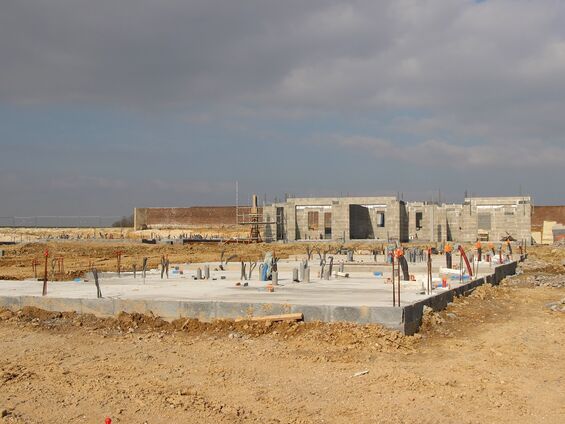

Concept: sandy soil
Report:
left=0, top=227, right=249, bottom=243
left=1, top=242, right=564, bottom=422
left=0, top=273, right=564, bottom=423
left=0, top=240, right=392, bottom=280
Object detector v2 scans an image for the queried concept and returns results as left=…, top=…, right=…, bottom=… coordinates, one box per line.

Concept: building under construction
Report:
left=134, top=195, right=532, bottom=244
left=262, top=196, right=531, bottom=244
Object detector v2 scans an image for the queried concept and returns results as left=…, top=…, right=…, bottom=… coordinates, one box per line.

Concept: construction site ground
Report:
left=0, top=234, right=564, bottom=423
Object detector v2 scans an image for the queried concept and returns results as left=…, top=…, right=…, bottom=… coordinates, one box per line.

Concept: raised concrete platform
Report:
left=0, top=256, right=521, bottom=334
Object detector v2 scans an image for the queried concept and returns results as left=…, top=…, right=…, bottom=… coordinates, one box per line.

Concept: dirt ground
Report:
left=0, top=248, right=564, bottom=423
left=0, top=227, right=249, bottom=244
left=2, top=227, right=544, bottom=281
left=0, top=239, right=396, bottom=281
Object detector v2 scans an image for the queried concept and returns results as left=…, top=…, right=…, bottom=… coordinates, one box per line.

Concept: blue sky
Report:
left=1, top=0, right=564, bottom=215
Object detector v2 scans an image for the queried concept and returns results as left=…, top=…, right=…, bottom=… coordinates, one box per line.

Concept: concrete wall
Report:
left=268, top=196, right=531, bottom=244
left=136, top=196, right=532, bottom=243
left=407, top=198, right=531, bottom=243
left=266, top=197, right=406, bottom=242
left=459, top=197, right=531, bottom=243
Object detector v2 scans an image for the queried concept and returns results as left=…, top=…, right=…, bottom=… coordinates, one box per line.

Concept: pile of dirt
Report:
left=0, top=307, right=417, bottom=352
left=469, top=283, right=501, bottom=300
left=419, top=282, right=520, bottom=338
left=525, top=246, right=565, bottom=271
left=420, top=305, right=445, bottom=330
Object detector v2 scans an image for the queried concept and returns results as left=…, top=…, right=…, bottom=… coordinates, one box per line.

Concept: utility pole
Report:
left=235, top=181, right=239, bottom=225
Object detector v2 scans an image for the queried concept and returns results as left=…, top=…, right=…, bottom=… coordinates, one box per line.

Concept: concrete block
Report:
left=256, top=303, right=287, bottom=317
left=145, top=300, right=182, bottom=319
left=181, top=301, right=215, bottom=322
left=291, top=304, right=330, bottom=322
left=215, top=302, right=257, bottom=320
left=19, top=296, right=80, bottom=314
left=81, top=298, right=115, bottom=317
left=48, top=297, right=83, bottom=313
left=369, top=306, right=403, bottom=326
left=331, top=305, right=373, bottom=323
left=113, top=299, right=147, bottom=315
left=0, top=296, right=21, bottom=310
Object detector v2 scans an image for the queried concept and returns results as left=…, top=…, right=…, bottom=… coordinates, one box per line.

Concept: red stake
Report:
left=458, top=245, right=473, bottom=277
left=42, top=249, right=49, bottom=296
left=32, top=258, right=38, bottom=278
left=391, top=254, right=396, bottom=306
left=116, top=250, right=123, bottom=276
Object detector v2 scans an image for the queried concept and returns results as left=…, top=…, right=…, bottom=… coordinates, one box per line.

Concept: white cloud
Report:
left=328, top=135, right=565, bottom=169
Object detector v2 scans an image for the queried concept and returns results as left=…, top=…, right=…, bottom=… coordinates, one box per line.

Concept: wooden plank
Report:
left=236, top=313, right=303, bottom=323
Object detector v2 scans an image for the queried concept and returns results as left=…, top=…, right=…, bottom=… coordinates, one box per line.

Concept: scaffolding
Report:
left=235, top=191, right=275, bottom=242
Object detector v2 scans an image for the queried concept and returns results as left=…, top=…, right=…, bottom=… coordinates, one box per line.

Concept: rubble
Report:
left=528, top=275, right=565, bottom=288
left=545, top=298, right=565, bottom=313
left=553, top=238, right=565, bottom=247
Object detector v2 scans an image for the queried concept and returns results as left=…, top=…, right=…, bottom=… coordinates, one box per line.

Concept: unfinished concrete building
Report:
left=459, top=196, right=531, bottom=243
left=263, top=196, right=409, bottom=242
left=264, top=196, right=532, bottom=244
left=409, top=197, right=532, bottom=243
left=133, top=195, right=532, bottom=244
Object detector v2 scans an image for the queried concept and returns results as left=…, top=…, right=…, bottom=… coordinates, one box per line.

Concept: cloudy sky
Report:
left=1, top=0, right=564, bottom=216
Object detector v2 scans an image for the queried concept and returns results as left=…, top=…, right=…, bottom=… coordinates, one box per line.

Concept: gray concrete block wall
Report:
left=276, top=196, right=404, bottom=242
left=265, top=196, right=531, bottom=245
left=460, top=197, right=532, bottom=243
left=407, top=198, right=530, bottom=244
left=263, top=205, right=277, bottom=242
left=295, top=204, right=333, bottom=240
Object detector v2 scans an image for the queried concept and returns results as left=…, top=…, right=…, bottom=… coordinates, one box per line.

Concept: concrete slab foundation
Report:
left=0, top=255, right=523, bottom=335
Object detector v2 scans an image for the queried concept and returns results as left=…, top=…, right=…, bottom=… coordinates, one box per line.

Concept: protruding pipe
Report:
left=304, top=267, right=310, bottom=283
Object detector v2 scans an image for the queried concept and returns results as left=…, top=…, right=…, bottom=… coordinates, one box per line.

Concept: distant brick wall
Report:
left=532, top=206, right=565, bottom=231
left=134, top=206, right=262, bottom=229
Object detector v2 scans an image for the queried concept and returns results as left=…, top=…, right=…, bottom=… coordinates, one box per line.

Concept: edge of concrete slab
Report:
left=401, top=256, right=523, bottom=335
left=0, top=256, right=524, bottom=336
left=0, top=295, right=406, bottom=333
